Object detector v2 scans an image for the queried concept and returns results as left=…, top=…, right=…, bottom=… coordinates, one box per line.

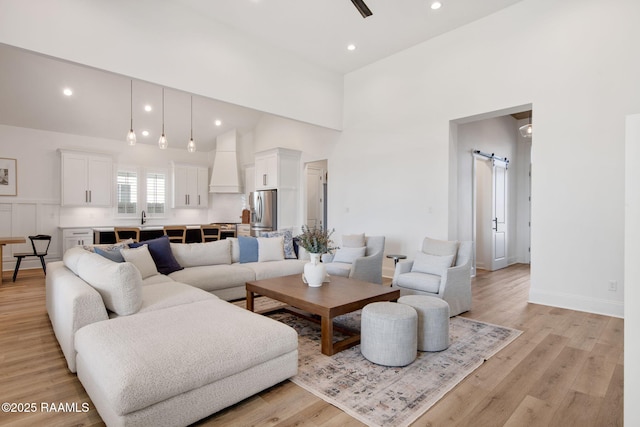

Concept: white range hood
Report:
left=209, top=129, right=242, bottom=193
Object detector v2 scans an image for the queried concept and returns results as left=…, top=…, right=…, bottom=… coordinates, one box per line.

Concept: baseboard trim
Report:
left=529, top=288, right=624, bottom=318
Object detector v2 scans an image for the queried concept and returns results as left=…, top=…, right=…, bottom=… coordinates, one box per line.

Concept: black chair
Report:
left=13, top=234, right=52, bottom=281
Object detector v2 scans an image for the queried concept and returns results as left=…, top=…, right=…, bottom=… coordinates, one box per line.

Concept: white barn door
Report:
left=491, top=159, right=508, bottom=270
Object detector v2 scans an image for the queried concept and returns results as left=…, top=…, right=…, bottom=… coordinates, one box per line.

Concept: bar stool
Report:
left=114, top=227, right=140, bottom=243
left=201, top=225, right=220, bottom=242
left=164, top=226, right=187, bottom=243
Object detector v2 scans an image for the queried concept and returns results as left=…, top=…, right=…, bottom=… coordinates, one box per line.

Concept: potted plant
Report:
left=296, top=225, right=335, bottom=287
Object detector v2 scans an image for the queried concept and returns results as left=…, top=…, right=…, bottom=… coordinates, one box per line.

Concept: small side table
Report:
left=386, top=254, right=407, bottom=267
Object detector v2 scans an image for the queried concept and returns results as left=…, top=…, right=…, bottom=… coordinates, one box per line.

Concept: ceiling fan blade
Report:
left=350, top=0, right=372, bottom=18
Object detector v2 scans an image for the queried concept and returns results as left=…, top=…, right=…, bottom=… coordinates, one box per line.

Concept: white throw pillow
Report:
left=120, top=245, right=159, bottom=279
left=257, top=236, right=285, bottom=262
left=228, top=238, right=240, bottom=263
left=411, top=251, right=455, bottom=276
left=170, top=240, right=231, bottom=267
left=76, top=251, right=143, bottom=316
left=342, top=233, right=365, bottom=248
left=332, top=246, right=366, bottom=264
left=421, top=238, right=459, bottom=266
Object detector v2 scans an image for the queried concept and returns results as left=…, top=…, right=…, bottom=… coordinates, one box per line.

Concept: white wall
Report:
left=0, top=0, right=344, bottom=131
left=625, top=113, right=640, bottom=425
left=515, top=119, right=532, bottom=264
left=336, top=0, right=639, bottom=317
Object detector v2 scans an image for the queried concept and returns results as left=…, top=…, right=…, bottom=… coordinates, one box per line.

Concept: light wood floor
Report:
left=0, top=265, right=623, bottom=426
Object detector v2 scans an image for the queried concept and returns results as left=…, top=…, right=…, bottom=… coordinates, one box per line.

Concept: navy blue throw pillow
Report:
left=238, top=236, right=259, bottom=263
left=129, top=235, right=183, bottom=275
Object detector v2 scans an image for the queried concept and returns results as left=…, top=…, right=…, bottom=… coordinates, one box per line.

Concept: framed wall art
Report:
left=0, top=158, right=17, bottom=196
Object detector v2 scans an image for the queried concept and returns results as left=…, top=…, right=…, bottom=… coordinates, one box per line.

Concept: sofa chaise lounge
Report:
left=46, top=235, right=306, bottom=426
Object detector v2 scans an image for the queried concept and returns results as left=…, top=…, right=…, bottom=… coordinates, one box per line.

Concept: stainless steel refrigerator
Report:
left=249, top=190, right=277, bottom=236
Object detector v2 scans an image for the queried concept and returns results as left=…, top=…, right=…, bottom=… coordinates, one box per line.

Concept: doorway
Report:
left=453, top=106, right=532, bottom=276
left=304, top=160, right=327, bottom=229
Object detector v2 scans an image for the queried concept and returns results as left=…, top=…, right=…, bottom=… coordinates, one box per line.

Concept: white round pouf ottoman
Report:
left=360, top=302, right=418, bottom=366
left=398, top=295, right=450, bottom=352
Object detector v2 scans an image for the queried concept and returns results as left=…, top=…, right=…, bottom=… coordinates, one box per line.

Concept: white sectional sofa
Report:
left=46, top=235, right=306, bottom=426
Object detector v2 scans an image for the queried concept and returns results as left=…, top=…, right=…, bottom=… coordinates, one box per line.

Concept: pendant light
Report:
left=126, top=80, right=136, bottom=146
left=187, top=96, right=196, bottom=153
left=158, top=88, right=168, bottom=149
left=519, top=111, right=532, bottom=138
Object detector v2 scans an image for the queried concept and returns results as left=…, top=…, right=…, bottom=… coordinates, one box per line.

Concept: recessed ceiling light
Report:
left=141, top=130, right=149, bottom=137
left=144, top=105, right=152, bottom=112
left=63, top=88, right=73, bottom=96
left=347, top=44, right=357, bottom=51
left=431, top=1, right=442, bottom=10
left=214, top=119, right=222, bottom=127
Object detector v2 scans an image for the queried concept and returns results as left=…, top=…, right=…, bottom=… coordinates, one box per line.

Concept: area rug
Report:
left=268, top=309, right=521, bottom=427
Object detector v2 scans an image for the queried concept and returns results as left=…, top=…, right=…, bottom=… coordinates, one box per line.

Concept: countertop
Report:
left=91, top=223, right=241, bottom=232
left=60, top=223, right=244, bottom=232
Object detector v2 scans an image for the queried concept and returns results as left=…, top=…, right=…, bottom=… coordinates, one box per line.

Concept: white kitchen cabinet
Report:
left=172, top=163, right=209, bottom=208
left=62, top=228, right=93, bottom=253
left=197, top=167, right=209, bottom=207
left=255, top=151, right=279, bottom=190
left=254, top=148, right=300, bottom=191
left=60, top=150, right=113, bottom=206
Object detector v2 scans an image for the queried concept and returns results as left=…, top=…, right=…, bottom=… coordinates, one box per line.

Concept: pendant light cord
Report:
left=130, top=80, right=133, bottom=129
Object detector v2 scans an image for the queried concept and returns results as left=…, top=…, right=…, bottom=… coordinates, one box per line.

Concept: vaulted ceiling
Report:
left=0, top=0, right=524, bottom=151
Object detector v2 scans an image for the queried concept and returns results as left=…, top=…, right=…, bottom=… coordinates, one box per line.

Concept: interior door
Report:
left=306, top=166, right=324, bottom=228
left=491, top=159, right=508, bottom=270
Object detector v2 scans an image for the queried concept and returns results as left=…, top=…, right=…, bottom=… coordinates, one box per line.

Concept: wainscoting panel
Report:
left=0, top=204, right=12, bottom=237
left=1, top=201, right=61, bottom=272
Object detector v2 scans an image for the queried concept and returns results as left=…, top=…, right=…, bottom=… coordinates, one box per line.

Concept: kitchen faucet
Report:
left=141, top=210, right=146, bottom=225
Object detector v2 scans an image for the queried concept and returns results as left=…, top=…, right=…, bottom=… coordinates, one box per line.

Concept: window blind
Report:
left=146, top=172, right=165, bottom=214
left=117, top=171, right=137, bottom=214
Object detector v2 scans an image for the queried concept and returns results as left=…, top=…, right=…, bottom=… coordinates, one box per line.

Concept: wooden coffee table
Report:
left=246, top=274, right=400, bottom=356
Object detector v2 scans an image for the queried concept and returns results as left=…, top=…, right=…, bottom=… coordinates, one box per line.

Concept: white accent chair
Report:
left=322, top=235, right=386, bottom=284
left=392, top=237, right=472, bottom=316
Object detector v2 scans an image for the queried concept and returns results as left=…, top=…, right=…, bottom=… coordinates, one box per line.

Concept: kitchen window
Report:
left=117, top=170, right=137, bottom=214
left=146, top=172, right=166, bottom=215
left=115, top=167, right=167, bottom=218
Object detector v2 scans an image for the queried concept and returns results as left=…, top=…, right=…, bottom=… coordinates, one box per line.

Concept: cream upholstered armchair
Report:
left=392, top=237, right=472, bottom=316
left=322, top=234, right=385, bottom=284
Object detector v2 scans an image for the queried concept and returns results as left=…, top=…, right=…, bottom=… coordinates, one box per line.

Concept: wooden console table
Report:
left=0, top=237, right=26, bottom=284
